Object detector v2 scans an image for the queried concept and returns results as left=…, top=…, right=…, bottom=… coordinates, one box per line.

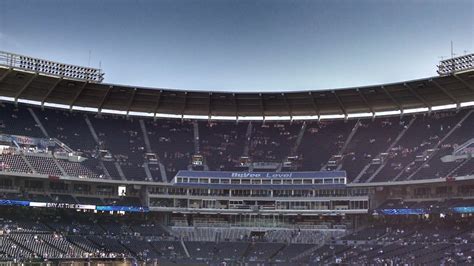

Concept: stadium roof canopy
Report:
left=0, top=65, right=474, bottom=121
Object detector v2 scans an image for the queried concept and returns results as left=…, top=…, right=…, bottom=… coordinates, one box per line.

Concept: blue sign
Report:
left=451, top=207, right=474, bottom=213
left=378, top=208, right=428, bottom=215
left=175, top=170, right=346, bottom=179
left=0, top=199, right=30, bottom=207
left=95, top=205, right=149, bottom=212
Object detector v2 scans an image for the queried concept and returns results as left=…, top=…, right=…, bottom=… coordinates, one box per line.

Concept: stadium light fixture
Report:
left=402, top=107, right=430, bottom=114
left=238, top=116, right=264, bottom=121
left=461, top=101, right=474, bottom=107
left=347, top=112, right=374, bottom=119
left=0, top=51, right=104, bottom=83
left=155, top=113, right=182, bottom=119
left=128, top=111, right=155, bottom=117
left=101, top=109, right=127, bottom=115
left=374, top=110, right=402, bottom=117
left=182, top=115, right=209, bottom=120
left=291, top=115, right=319, bottom=120
left=210, top=115, right=237, bottom=121
left=17, top=98, right=42, bottom=106
left=264, top=116, right=292, bottom=121
left=72, top=106, right=99, bottom=113
left=319, top=114, right=345, bottom=120
left=0, top=96, right=15, bottom=102
left=438, top=53, right=474, bottom=75
left=43, top=102, right=70, bottom=110
left=431, top=104, right=457, bottom=111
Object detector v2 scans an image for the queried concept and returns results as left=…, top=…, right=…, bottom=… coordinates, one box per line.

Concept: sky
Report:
left=0, top=0, right=472, bottom=92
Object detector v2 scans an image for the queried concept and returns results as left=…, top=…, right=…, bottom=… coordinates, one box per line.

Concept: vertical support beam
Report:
left=28, top=108, right=49, bottom=137
left=41, top=78, right=63, bottom=107
left=332, top=90, right=347, bottom=118
left=381, top=86, right=403, bottom=113
left=97, top=86, right=112, bottom=113
left=0, top=68, right=13, bottom=82
left=181, top=91, right=188, bottom=118
left=208, top=92, right=212, bottom=119
left=356, top=89, right=374, bottom=114
left=14, top=73, right=38, bottom=103
left=282, top=93, right=293, bottom=119
left=403, top=83, right=431, bottom=110
left=69, top=82, right=88, bottom=111
left=139, top=119, right=153, bottom=153
left=125, top=88, right=137, bottom=116
left=308, top=92, right=320, bottom=117
left=453, top=74, right=474, bottom=92
left=153, top=90, right=163, bottom=120
left=430, top=79, right=459, bottom=106
left=232, top=93, right=239, bottom=121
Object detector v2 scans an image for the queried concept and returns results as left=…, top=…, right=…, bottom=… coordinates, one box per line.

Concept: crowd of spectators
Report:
left=1, top=207, right=474, bottom=264
left=1, top=102, right=474, bottom=183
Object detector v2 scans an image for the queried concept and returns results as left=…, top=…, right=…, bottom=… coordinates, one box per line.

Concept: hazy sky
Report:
left=0, top=0, right=472, bottom=92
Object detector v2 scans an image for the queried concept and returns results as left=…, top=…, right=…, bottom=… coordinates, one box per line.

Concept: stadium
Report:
left=0, top=49, right=473, bottom=265
left=0, top=1, right=474, bottom=264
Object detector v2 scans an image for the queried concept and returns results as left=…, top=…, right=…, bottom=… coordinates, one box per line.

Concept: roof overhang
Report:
left=1, top=66, right=474, bottom=121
